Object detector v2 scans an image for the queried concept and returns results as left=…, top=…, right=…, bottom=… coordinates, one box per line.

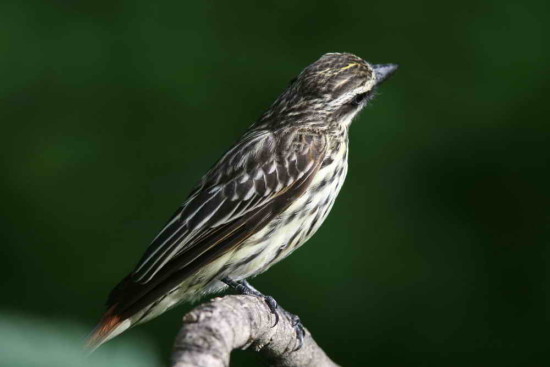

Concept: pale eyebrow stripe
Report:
left=339, top=62, right=361, bottom=71
left=316, top=62, right=364, bottom=77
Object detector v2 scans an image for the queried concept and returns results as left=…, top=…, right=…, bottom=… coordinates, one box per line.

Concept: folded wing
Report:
left=106, top=128, right=327, bottom=320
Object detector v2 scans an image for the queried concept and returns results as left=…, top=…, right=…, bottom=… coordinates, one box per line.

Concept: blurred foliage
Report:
left=0, top=314, right=159, bottom=367
left=1, top=0, right=549, bottom=366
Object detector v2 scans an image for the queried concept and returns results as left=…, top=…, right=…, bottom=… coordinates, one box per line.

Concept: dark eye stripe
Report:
left=350, top=92, right=369, bottom=106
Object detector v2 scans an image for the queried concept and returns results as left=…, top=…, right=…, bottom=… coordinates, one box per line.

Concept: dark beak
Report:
left=373, top=64, right=399, bottom=85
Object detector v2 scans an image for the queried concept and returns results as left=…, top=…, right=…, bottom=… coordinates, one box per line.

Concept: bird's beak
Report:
left=373, top=64, right=399, bottom=85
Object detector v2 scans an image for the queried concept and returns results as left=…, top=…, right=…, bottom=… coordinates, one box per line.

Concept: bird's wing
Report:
left=107, top=128, right=327, bottom=317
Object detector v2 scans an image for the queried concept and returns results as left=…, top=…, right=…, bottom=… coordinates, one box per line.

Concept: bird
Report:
left=88, top=52, right=398, bottom=350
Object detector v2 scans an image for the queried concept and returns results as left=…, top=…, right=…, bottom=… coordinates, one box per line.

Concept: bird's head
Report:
left=260, top=52, right=398, bottom=129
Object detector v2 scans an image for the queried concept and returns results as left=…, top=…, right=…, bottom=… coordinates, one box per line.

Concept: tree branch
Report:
left=171, top=295, right=340, bottom=367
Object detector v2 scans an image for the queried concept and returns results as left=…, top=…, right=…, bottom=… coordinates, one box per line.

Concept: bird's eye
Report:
left=350, top=92, right=368, bottom=106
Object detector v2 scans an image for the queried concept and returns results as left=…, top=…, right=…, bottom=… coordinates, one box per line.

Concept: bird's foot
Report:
left=221, top=278, right=279, bottom=326
left=221, top=277, right=305, bottom=349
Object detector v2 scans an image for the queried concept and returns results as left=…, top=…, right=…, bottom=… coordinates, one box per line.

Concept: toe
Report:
left=264, top=296, right=278, bottom=312
left=290, top=315, right=306, bottom=351
left=263, top=296, right=280, bottom=327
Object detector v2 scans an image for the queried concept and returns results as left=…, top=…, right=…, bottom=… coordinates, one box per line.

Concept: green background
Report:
left=1, top=0, right=548, bottom=366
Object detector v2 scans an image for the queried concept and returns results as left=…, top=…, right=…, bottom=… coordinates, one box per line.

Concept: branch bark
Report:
left=171, top=295, right=340, bottom=367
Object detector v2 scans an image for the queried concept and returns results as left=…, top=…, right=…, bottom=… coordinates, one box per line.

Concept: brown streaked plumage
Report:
left=88, top=52, right=397, bottom=349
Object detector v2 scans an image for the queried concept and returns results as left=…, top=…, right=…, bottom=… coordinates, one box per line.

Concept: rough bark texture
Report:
left=171, top=295, right=340, bottom=367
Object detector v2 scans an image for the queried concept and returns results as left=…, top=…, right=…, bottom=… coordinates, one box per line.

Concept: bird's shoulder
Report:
left=199, top=127, right=327, bottom=191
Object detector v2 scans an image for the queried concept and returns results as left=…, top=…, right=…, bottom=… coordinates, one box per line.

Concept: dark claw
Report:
left=263, top=296, right=280, bottom=327
left=290, top=314, right=306, bottom=351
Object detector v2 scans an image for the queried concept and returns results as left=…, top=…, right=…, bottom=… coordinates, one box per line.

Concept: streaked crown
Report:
left=257, top=52, right=397, bottom=129
left=299, top=53, right=374, bottom=99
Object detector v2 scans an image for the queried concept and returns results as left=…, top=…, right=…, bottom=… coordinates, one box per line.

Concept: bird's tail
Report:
left=86, top=305, right=131, bottom=352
